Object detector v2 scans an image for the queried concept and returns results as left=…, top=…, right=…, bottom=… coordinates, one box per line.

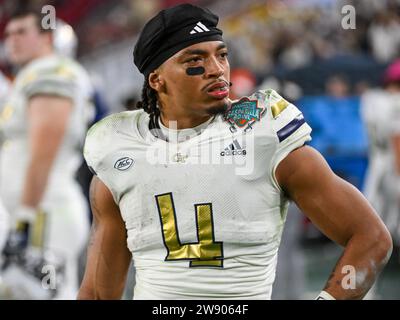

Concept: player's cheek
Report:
left=224, top=61, right=230, bottom=80
left=182, top=76, right=202, bottom=95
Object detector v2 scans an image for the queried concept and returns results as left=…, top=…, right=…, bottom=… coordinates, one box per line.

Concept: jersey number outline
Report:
left=155, top=193, right=223, bottom=268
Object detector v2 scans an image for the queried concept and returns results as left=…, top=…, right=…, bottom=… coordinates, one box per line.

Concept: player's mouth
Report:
left=205, top=81, right=229, bottom=99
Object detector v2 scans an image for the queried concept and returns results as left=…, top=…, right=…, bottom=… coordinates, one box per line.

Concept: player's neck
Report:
left=23, top=48, right=55, bottom=67
left=36, top=47, right=54, bottom=60
left=157, top=115, right=214, bottom=143
left=159, top=113, right=213, bottom=130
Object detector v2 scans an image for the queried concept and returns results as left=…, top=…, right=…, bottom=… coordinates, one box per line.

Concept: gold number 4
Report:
left=155, top=193, right=223, bottom=267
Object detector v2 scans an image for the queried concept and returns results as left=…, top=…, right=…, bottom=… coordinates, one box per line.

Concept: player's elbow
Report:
left=367, top=225, right=393, bottom=267
left=379, top=229, right=393, bottom=265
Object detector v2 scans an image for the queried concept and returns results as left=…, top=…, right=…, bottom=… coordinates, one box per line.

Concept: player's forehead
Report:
left=175, top=41, right=227, bottom=58
left=5, top=15, right=38, bottom=34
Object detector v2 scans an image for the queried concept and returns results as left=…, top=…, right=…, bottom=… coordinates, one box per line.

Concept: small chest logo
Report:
left=114, top=157, right=134, bottom=171
left=220, top=139, right=246, bottom=156
left=225, top=98, right=263, bottom=128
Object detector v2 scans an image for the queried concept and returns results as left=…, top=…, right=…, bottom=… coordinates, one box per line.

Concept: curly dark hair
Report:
left=136, top=79, right=159, bottom=123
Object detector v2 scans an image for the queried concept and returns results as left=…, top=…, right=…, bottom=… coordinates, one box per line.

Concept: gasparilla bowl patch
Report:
left=225, top=97, right=264, bottom=128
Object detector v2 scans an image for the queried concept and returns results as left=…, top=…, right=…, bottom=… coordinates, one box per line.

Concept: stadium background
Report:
left=0, top=0, right=399, bottom=299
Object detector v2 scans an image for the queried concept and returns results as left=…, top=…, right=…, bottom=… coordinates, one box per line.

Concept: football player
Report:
left=0, top=8, right=93, bottom=299
left=78, top=4, right=392, bottom=300
left=361, top=60, right=400, bottom=249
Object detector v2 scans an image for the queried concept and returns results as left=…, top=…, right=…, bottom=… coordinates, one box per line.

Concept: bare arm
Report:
left=276, top=146, right=392, bottom=300
left=21, top=95, right=72, bottom=207
left=77, top=176, right=132, bottom=300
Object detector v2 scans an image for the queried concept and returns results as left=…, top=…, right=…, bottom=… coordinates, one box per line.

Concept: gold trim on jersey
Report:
left=156, top=193, right=223, bottom=268
left=56, top=65, right=75, bottom=79
left=21, top=71, right=38, bottom=86
left=30, top=210, right=47, bottom=248
left=271, top=99, right=289, bottom=118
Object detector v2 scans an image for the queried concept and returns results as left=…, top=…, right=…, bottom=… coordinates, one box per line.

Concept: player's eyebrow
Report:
left=216, top=43, right=227, bottom=51
left=4, top=27, right=25, bottom=37
left=181, top=43, right=227, bottom=56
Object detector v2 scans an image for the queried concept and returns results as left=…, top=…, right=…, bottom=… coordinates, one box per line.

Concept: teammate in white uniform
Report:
left=361, top=61, right=400, bottom=246
left=78, top=4, right=392, bottom=300
left=0, top=8, right=93, bottom=299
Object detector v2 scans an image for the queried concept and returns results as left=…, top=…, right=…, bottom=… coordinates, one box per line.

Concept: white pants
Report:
left=2, top=181, right=89, bottom=300
left=41, top=182, right=90, bottom=299
left=363, top=155, right=400, bottom=244
left=0, top=199, right=10, bottom=253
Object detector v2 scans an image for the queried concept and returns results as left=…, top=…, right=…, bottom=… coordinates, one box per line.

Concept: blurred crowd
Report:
left=223, top=0, right=400, bottom=72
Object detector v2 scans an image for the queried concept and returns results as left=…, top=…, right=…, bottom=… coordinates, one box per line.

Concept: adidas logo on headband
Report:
left=190, top=21, right=210, bottom=34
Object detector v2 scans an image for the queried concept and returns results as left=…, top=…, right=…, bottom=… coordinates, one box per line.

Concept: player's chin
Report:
left=205, top=98, right=230, bottom=116
left=9, top=54, right=25, bottom=66
left=7, top=53, right=18, bottom=64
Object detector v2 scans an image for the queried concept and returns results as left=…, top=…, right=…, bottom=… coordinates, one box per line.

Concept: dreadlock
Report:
left=136, top=79, right=159, bottom=124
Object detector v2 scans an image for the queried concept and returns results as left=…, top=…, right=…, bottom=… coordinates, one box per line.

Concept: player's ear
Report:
left=148, top=70, right=165, bottom=93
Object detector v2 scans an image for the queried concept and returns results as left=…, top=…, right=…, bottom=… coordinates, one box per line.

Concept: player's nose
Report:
left=205, top=56, right=224, bottom=78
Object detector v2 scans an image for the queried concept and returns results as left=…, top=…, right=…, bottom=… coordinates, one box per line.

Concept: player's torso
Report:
left=119, top=114, right=284, bottom=252
left=0, top=55, right=93, bottom=210
left=84, top=86, right=313, bottom=298
left=90, top=105, right=289, bottom=298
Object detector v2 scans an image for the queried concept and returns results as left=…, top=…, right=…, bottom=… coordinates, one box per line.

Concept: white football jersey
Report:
left=0, top=71, right=10, bottom=150
left=0, top=54, right=94, bottom=214
left=0, top=71, right=10, bottom=108
left=84, top=89, right=312, bottom=299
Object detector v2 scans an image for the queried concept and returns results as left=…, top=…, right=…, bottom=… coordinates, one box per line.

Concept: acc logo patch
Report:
left=225, top=97, right=264, bottom=128
left=114, top=157, right=134, bottom=171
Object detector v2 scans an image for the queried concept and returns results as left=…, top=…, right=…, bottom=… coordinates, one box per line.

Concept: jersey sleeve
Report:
left=83, top=114, right=121, bottom=204
left=262, top=89, right=312, bottom=191
left=20, top=60, right=77, bottom=99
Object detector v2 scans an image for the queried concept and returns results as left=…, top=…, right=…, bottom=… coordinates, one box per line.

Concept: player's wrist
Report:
left=315, top=290, right=336, bottom=300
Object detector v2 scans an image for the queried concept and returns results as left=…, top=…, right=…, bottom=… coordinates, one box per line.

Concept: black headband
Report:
left=133, top=4, right=224, bottom=78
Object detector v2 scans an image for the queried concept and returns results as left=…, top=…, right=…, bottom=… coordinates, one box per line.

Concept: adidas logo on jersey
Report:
left=220, top=139, right=246, bottom=156
left=189, top=21, right=210, bottom=34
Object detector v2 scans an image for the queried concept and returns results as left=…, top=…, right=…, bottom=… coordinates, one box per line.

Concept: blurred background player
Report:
left=360, top=59, right=400, bottom=299
left=0, top=7, right=94, bottom=299
left=52, top=17, right=109, bottom=221
left=361, top=60, right=400, bottom=252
